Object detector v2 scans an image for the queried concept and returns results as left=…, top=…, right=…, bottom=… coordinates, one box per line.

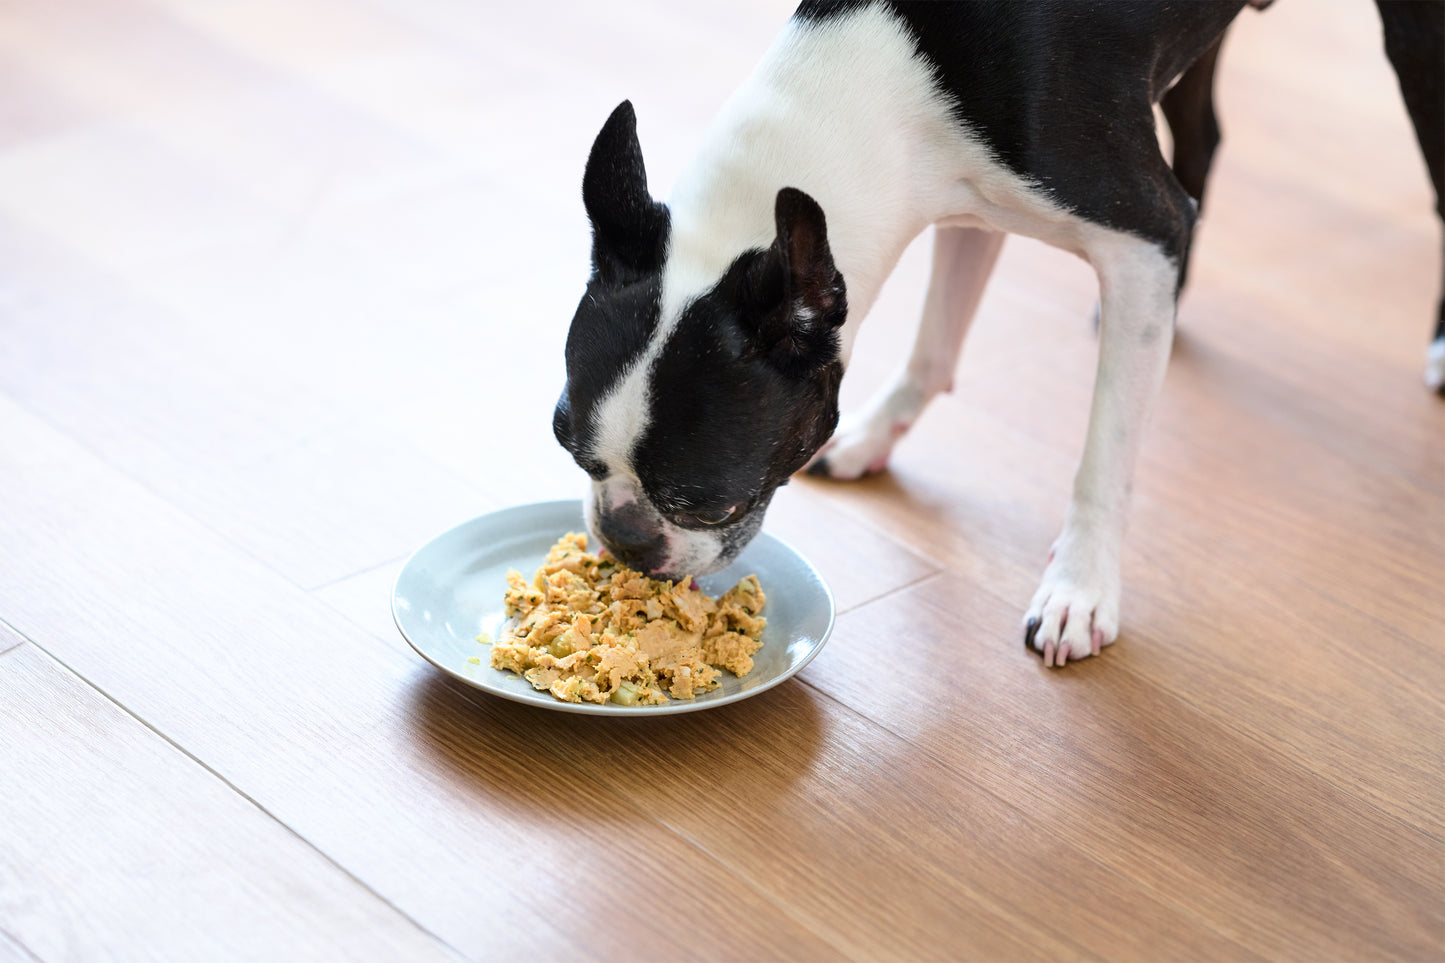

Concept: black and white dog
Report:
left=551, top=1, right=1444, bottom=667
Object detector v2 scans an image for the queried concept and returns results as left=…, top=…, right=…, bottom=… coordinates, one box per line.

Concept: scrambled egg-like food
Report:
left=487, top=533, right=766, bottom=706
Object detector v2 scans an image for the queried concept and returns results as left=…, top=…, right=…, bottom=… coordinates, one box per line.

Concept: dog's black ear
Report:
left=582, top=101, right=669, bottom=284
left=750, top=187, right=847, bottom=370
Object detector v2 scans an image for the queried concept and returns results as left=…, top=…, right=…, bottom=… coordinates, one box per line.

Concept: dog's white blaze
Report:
left=590, top=368, right=649, bottom=479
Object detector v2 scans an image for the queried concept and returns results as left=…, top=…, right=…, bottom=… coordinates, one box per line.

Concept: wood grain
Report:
left=803, top=575, right=1445, bottom=960
left=0, top=398, right=837, bottom=961
left=0, top=0, right=1440, bottom=958
left=0, top=634, right=458, bottom=963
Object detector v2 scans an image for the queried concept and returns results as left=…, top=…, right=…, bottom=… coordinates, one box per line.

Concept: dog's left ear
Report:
left=582, top=101, right=669, bottom=284
left=751, top=187, right=847, bottom=370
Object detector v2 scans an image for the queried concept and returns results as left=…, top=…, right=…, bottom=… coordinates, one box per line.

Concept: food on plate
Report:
left=486, top=532, right=766, bottom=705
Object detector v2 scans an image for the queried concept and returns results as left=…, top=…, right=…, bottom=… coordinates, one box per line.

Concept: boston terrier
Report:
left=551, top=1, right=1444, bottom=667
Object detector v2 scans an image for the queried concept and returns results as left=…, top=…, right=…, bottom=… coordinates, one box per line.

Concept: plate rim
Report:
left=391, top=499, right=835, bottom=717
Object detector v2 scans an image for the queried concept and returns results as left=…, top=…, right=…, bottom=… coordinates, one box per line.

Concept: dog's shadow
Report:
left=404, top=669, right=826, bottom=826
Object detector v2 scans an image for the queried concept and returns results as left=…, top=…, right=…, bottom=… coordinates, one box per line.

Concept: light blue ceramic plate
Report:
left=392, top=500, right=835, bottom=716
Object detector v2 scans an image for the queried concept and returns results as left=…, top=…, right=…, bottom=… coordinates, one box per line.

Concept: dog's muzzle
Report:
left=591, top=502, right=669, bottom=575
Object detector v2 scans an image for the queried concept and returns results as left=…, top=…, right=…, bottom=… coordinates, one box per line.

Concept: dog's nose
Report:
left=595, top=511, right=667, bottom=575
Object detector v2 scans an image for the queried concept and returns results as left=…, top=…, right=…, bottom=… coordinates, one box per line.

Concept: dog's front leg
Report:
left=1025, top=235, right=1179, bottom=667
left=810, top=226, right=1004, bottom=478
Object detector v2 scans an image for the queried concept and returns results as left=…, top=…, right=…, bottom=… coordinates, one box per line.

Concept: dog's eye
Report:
left=687, top=505, right=739, bottom=526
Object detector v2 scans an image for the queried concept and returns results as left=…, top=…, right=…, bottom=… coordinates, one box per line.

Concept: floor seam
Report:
left=307, top=553, right=410, bottom=592
left=836, top=567, right=947, bottom=616
left=0, top=925, right=44, bottom=963
left=0, top=616, right=470, bottom=963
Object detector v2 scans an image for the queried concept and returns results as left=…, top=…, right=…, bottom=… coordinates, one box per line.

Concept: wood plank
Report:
left=797, top=389, right=1445, bottom=837
left=1, top=0, right=1441, bottom=958
left=422, top=672, right=1260, bottom=963
left=0, top=216, right=492, bottom=589
left=0, top=0, right=453, bottom=215
left=0, top=637, right=459, bottom=962
left=0, top=396, right=836, bottom=961
left=316, top=570, right=1257, bottom=962
left=801, top=575, right=1445, bottom=961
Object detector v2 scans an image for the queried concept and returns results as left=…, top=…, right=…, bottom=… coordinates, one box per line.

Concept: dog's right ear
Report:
left=582, top=101, right=669, bottom=284
left=735, top=187, right=848, bottom=373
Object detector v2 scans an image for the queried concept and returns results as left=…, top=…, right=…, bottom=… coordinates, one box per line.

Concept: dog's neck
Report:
left=660, top=6, right=964, bottom=366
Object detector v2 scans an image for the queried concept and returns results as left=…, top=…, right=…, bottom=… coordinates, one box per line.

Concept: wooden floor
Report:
left=2, top=0, right=1441, bottom=960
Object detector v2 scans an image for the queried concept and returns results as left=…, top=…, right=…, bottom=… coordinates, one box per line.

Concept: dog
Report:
left=550, top=0, right=1444, bottom=667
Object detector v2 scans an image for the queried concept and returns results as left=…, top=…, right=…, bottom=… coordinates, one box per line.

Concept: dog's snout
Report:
left=595, top=508, right=667, bottom=574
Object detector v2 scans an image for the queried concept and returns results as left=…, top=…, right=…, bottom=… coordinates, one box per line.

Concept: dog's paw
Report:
left=1023, top=539, right=1120, bottom=668
left=805, top=412, right=911, bottom=480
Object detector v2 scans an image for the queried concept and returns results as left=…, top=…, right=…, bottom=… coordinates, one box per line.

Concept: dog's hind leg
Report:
left=1376, top=0, right=1445, bottom=393
left=1083, top=35, right=1223, bottom=338
left=1084, top=35, right=1223, bottom=336
left=1160, top=35, right=1224, bottom=293
left=808, top=226, right=1004, bottom=479
left=1162, top=37, right=1223, bottom=212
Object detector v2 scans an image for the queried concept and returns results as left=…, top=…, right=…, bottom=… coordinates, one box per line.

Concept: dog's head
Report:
left=552, top=102, right=846, bottom=578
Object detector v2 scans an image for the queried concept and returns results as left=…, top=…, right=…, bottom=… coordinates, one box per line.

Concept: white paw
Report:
left=1023, top=534, right=1121, bottom=668
left=806, top=411, right=910, bottom=480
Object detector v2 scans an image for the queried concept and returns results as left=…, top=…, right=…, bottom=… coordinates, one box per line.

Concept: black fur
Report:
left=582, top=101, right=670, bottom=286
left=796, top=0, right=1245, bottom=273
left=554, top=273, right=663, bottom=476
left=561, top=0, right=1445, bottom=573
left=630, top=189, right=846, bottom=531
left=556, top=107, right=847, bottom=573
left=1375, top=0, right=1445, bottom=382
left=555, top=101, right=671, bottom=472
left=1161, top=35, right=1224, bottom=213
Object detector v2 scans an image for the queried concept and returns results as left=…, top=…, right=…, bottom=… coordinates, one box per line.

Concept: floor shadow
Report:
left=403, top=667, right=828, bottom=826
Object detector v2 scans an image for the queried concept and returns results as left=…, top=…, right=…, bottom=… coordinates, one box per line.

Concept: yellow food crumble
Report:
left=489, top=532, right=766, bottom=706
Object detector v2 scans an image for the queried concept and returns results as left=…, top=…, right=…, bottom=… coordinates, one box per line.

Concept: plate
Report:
left=392, top=500, right=835, bottom=715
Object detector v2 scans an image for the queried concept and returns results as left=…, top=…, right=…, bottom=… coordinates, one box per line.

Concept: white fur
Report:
left=815, top=225, right=1006, bottom=478
left=1023, top=232, right=1179, bottom=665
left=590, top=6, right=973, bottom=482
left=589, top=6, right=1063, bottom=514
left=1426, top=336, right=1445, bottom=391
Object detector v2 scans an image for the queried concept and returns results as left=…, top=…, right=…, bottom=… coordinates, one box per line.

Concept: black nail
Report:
left=1024, top=617, right=1041, bottom=654
left=805, top=459, right=831, bottom=477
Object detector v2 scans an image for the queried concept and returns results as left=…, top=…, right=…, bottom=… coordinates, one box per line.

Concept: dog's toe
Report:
left=1023, top=552, right=1120, bottom=667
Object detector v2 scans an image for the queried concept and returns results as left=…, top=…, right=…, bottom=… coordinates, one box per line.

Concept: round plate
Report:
left=392, top=500, right=835, bottom=715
